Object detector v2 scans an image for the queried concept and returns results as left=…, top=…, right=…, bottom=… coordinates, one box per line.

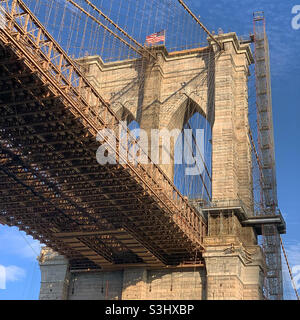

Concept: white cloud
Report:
left=0, top=265, right=5, bottom=289
left=0, top=265, right=26, bottom=289
left=5, top=265, right=26, bottom=282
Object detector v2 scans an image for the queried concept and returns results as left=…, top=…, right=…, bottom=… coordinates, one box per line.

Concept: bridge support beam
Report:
left=39, top=248, right=70, bottom=300
left=203, top=236, right=264, bottom=300
left=202, top=210, right=264, bottom=300
left=121, top=268, right=148, bottom=300
left=38, top=247, right=207, bottom=300
left=38, top=244, right=263, bottom=300
left=210, top=34, right=253, bottom=206
left=209, top=33, right=257, bottom=245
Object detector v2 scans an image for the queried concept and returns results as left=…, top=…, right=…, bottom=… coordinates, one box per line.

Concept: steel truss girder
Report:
left=0, top=0, right=206, bottom=269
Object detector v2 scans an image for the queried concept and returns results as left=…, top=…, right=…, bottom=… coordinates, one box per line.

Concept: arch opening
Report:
left=173, top=99, right=212, bottom=204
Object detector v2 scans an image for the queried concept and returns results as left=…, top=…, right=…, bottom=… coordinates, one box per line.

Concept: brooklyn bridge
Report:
left=0, top=0, right=288, bottom=300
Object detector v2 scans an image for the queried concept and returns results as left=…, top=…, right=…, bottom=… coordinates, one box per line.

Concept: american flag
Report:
left=146, top=30, right=165, bottom=44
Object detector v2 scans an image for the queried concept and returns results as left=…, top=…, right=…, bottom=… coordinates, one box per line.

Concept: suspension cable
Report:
left=81, top=0, right=156, bottom=59
left=65, top=0, right=155, bottom=58
left=280, top=236, right=300, bottom=300
left=177, top=0, right=223, bottom=50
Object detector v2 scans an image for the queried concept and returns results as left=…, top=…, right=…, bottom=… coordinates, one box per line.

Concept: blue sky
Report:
left=1, top=0, right=300, bottom=299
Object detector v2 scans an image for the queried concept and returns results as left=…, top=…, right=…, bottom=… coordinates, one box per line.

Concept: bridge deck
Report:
left=0, top=0, right=206, bottom=269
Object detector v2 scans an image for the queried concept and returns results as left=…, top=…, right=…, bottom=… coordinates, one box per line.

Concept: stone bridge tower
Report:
left=39, top=33, right=264, bottom=300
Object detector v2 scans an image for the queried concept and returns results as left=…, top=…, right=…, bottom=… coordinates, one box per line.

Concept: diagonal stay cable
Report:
left=66, top=0, right=156, bottom=59
left=177, top=0, right=223, bottom=50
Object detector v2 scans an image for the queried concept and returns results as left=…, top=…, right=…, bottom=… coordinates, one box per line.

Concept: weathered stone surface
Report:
left=38, top=247, right=70, bottom=300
